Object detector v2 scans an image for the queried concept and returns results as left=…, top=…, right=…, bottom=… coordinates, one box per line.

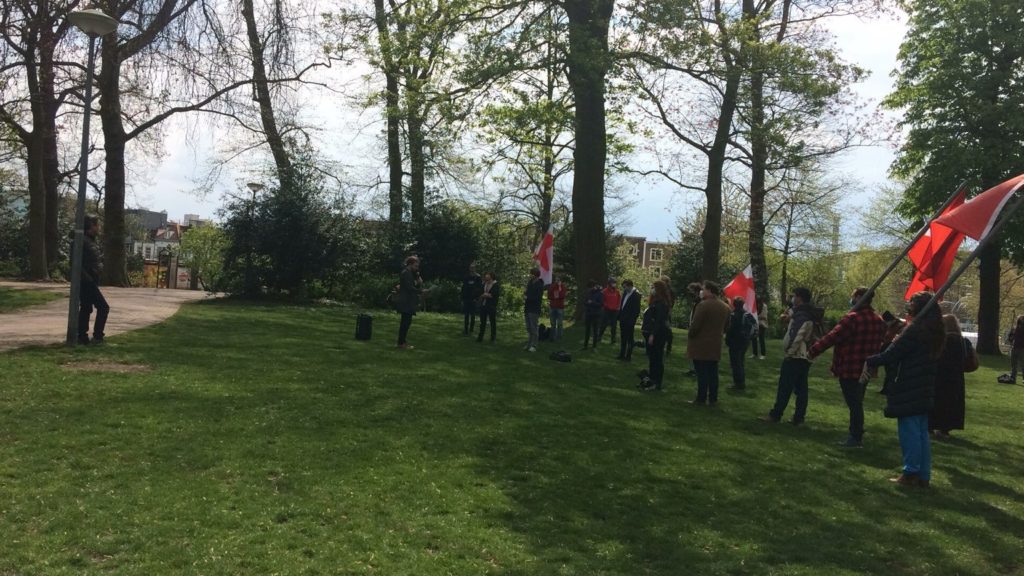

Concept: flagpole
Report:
left=915, top=189, right=1024, bottom=321
left=852, top=182, right=966, bottom=310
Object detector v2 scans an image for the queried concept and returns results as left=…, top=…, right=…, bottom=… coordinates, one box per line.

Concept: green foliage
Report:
left=179, top=225, right=228, bottom=292
left=413, top=201, right=482, bottom=283
left=0, top=184, right=28, bottom=277
left=885, top=0, right=1024, bottom=260
left=3, top=302, right=1023, bottom=574
left=221, top=151, right=367, bottom=299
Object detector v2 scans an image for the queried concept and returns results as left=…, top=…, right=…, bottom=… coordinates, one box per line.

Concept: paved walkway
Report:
left=0, top=280, right=215, bottom=351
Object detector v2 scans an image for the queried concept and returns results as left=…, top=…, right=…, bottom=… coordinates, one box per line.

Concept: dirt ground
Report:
left=0, top=280, right=216, bottom=352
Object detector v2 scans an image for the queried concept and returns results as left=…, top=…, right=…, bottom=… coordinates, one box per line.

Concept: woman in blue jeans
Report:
left=865, top=291, right=945, bottom=488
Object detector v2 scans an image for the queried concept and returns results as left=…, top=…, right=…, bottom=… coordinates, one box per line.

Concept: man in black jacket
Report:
left=460, top=262, right=482, bottom=335
left=78, top=216, right=110, bottom=345
left=617, top=279, right=641, bottom=360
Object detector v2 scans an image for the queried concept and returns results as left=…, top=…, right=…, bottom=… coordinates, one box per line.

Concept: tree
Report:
left=179, top=224, right=227, bottom=290
left=0, top=0, right=81, bottom=278
left=885, top=0, right=1024, bottom=354
left=562, top=0, right=615, bottom=298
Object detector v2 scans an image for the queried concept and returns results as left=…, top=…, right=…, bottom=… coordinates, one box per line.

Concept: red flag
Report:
left=905, top=189, right=966, bottom=300
left=723, top=265, right=757, bottom=315
left=935, top=174, right=1024, bottom=240
left=533, top=226, right=554, bottom=285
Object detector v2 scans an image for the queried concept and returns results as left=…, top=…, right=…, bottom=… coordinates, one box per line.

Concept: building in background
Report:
left=622, top=236, right=675, bottom=277
left=126, top=212, right=208, bottom=289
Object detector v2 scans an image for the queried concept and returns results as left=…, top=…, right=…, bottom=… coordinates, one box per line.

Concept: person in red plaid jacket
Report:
left=808, top=287, right=887, bottom=448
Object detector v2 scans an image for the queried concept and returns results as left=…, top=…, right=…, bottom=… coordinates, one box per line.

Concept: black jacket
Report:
left=642, top=300, right=671, bottom=340
left=394, top=267, right=422, bottom=315
left=584, top=287, right=604, bottom=318
left=82, top=234, right=103, bottom=284
left=479, top=281, right=501, bottom=312
left=524, top=277, right=544, bottom=313
left=461, top=273, right=482, bottom=302
left=725, top=308, right=756, bottom=348
left=619, top=289, right=641, bottom=325
left=867, top=324, right=938, bottom=418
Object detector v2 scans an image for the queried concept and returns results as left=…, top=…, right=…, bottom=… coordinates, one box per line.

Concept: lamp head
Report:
left=68, top=9, right=119, bottom=37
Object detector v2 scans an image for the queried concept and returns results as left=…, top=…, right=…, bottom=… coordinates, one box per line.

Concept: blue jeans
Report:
left=897, top=414, right=932, bottom=481
left=770, top=358, right=810, bottom=422
left=550, top=308, right=564, bottom=341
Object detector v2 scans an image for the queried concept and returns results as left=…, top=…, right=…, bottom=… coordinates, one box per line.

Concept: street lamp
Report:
left=66, top=8, right=119, bottom=346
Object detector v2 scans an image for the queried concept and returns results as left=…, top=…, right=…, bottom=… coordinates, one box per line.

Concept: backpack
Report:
left=550, top=350, right=572, bottom=362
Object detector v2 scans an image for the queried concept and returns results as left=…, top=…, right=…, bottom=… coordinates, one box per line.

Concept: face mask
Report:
left=849, top=298, right=856, bottom=307
left=790, top=297, right=796, bottom=307
left=699, top=290, right=705, bottom=299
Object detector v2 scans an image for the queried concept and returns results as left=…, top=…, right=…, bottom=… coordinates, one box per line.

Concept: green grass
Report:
left=1, top=301, right=1022, bottom=575
left=0, top=285, right=63, bottom=312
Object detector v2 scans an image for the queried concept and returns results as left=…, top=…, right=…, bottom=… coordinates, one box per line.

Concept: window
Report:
left=144, top=246, right=152, bottom=259
left=629, top=245, right=639, bottom=256
left=650, top=248, right=663, bottom=262
left=652, top=266, right=661, bottom=276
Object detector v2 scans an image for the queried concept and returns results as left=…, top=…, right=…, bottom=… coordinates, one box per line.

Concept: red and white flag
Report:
left=935, top=173, right=1024, bottom=240
left=723, top=265, right=757, bottom=315
left=905, top=189, right=966, bottom=299
left=533, top=225, right=554, bottom=285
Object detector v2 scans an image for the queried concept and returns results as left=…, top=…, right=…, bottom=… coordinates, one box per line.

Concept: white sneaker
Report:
left=528, top=346, right=537, bottom=352
left=759, top=355, right=766, bottom=360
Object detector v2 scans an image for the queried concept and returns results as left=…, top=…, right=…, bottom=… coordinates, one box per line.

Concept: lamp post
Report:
left=244, top=182, right=263, bottom=296
left=66, top=9, right=119, bottom=346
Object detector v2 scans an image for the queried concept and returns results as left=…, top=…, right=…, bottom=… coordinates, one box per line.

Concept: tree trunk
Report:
left=99, top=37, right=129, bottom=286
left=39, top=23, right=62, bottom=270
left=702, top=67, right=740, bottom=281
left=564, top=0, right=613, bottom=302
left=241, top=0, right=292, bottom=183
left=406, top=102, right=426, bottom=227
left=373, top=0, right=404, bottom=230
left=747, top=62, right=769, bottom=308
left=976, top=233, right=1001, bottom=354
left=24, top=43, right=49, bottom=280
left=26, top=136, right=49, bottom=279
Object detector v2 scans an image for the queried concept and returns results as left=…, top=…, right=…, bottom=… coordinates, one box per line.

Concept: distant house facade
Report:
left=126, top=211, right=209, bottom=289
left=622, top=236, right=675, bottom=277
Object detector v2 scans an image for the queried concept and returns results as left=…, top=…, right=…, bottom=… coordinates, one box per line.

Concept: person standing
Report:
left=548, top=275, right=568, bottom=342
left=523, top=268, right=544, bottom=352
left=686, top=281, right=732, bottom=405
left=725, top=297, right=757, bottom=390
left=598, top=277, right=621, bottom=344
left=865, top=291, right=945, bottom=488
left=1002, top=315, right=1024, bottom=384
left=77, top=215, right=110, bottom=345
left=751, top=301, right=768, bottom=360
left=617, top=279, right=641, bottom=360
left=929, top=315, right=968, bottom=438
left=460, top=262, right=482, bottom=336
left=477, top=272, right=501, bottom=342
left=761, top=288, right=821, bottom=424
left=641, top=280, right=672, bottom=391
left=395, top=256, right=424, bottom=349
left=807, top=287, right=887, bottom=448
left=583, top=280, right=604, bottom=350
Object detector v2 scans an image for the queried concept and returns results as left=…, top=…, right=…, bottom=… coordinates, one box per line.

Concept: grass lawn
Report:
left=1, top=301, right=1022, bottom=575
left=0, top=286, right=63, bottom=313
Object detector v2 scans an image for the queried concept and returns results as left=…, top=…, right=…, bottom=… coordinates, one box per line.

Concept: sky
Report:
left=134, top=9, right=909, bottom=244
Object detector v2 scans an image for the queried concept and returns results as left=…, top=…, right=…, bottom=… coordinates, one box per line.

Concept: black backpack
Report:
left=550, top=350, right=572, bottom=362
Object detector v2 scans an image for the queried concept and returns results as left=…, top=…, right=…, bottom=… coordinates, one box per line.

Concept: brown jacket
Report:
left=687, top=297, right=731, bottom=361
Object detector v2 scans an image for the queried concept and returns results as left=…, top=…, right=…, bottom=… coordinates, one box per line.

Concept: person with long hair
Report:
left=641, top=280, right=672, bottom=391
left=929, top=315, right=968, bottom=438
left=865, top=291, right=946, bottom=487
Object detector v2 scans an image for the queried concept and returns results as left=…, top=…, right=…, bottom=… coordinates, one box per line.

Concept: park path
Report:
left=0, top=280, right=215, bottom=352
